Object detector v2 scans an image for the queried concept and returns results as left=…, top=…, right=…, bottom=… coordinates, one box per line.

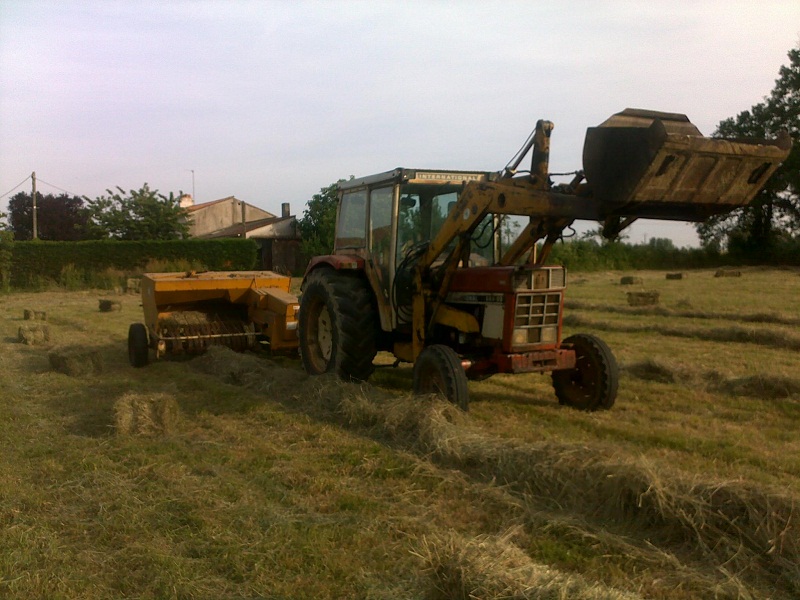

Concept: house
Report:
left=182, top=195, right=304, bottom=274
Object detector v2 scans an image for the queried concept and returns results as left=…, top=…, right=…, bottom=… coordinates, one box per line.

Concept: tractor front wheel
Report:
left=552, top=333, right=618, bottom=411
left=298, top=269, right=377, bottom=381
left=128, top=323, right=149, bottom=368
left=413, top=345, right=470, bottom=411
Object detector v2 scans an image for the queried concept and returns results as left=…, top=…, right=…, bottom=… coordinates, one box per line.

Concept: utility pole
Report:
left=31, top=171, right=38, bottom=240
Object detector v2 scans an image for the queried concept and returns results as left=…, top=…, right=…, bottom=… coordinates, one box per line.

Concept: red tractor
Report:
left=297, top=109, right=790, bottom=410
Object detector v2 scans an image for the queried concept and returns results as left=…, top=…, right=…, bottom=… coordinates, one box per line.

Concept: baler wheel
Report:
left=413, top=345, right=469, bottom=411
left=552, top=333, right=618, bottom=411
left=298, top=269, right=377, bottom=381
left=128, top=323, right=149, bottom=368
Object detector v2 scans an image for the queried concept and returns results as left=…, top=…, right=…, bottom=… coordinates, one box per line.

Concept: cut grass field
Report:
left=0, top=266, right=798, bottom=599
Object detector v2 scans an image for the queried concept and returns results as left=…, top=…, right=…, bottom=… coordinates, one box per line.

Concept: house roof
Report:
left=185, top=196, right=237, bottom=212
left=186, top=196, right=276, bottom=219
left=202, top=215, right=296, bottom=239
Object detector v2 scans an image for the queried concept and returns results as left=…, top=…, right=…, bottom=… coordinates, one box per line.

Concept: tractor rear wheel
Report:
left=552, top=333, right=618, bottom=410
left=413, top=345, right=469, bottom=411
left=128, top=323, right=149, bottom=368
left=298, top=269, right=377, bottom=381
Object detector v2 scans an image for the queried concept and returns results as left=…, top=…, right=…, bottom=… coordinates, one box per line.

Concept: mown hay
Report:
left=620, top=276, right=643, bottom=285
left=715, top=269, right=742, bottom=278
left=192, top=346, right=800, bottom=592
left=114, top=392, right=180, bottom=436
left=190, top=345, right=307, bottom=392
left=418, top=531, right=641, bottom=600
left=665, top=272, right=685, bottom=280
left=23, top=309, right=47, bottom=321
left=714, top=374, right=800, bottom=400
left=98, top=299, right=122, bottom=312
left=562, top=314, right=800, bottom=352
left=18, top=324, right=50, bottom=345
left=564, top=300, right=800, bottom=327
left=626, top=291, right=659, bottom=306
left=624, top=359, right=678, bottom=384
left=48, top=345, right=103, bottom=376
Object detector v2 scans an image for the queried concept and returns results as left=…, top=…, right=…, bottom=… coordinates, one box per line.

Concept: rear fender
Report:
left=302, top=255, right=393, bottom=334
left=303, top=255, right=366, bottom=278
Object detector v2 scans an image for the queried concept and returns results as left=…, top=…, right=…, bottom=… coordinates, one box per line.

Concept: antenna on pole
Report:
left=31, top=171, right=38, bottom=240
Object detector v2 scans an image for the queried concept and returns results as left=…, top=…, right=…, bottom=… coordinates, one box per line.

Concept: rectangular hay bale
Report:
left=627, top=291, right=660, bottom=306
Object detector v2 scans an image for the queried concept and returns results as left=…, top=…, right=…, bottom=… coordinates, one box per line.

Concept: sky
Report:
left=1, top=1, right=798, bottom=247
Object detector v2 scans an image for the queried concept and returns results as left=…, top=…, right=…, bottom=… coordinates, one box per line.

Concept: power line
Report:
left=35, top=177, right=84, bottom=199
left=0, top=175, right=32, bottom=200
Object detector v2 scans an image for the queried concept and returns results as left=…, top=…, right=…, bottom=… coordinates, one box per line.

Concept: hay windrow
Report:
left=712, top=374, right=800, bottom=400
left=192, top=346, right=800, bottom=592
left=622, top=359, right=678, bottom=384
left=564, top=300, right=800, bottom=327
left=417, top=531, right=642, bottom=600
left=563, top=313, right=800, bottom=351
left=623, top=361, right=800, bottom=401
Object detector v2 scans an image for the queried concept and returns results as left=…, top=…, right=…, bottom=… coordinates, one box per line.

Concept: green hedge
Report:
left=10, top=239, right=258, bottom=290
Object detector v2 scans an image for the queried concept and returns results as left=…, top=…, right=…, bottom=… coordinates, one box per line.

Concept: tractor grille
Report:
left=513, top=292, right=561, bottom=344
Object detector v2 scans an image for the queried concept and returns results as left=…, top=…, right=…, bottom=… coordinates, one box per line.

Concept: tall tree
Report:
left=87, top=184, right=191, bottom=240
left=297, top=179, right=348, bottom=257
left=697, top=46, right=799, bottom=252
left=8, top=192, right=91, bottom=241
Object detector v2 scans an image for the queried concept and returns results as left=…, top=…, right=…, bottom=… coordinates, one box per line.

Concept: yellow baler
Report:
left=128, top=270, right=299, bottom=367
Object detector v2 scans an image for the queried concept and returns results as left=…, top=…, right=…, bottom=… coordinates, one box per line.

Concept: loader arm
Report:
left=407, top=111, right=791, bottom=360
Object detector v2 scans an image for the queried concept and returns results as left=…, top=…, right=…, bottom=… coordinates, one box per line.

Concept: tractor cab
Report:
left=335, top=168, right=502, bottom=329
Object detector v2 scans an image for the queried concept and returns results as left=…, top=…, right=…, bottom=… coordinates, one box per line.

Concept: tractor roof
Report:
left=339, top=168, right=496, bottom=191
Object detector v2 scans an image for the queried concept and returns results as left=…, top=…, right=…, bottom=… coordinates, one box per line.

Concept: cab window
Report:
left=397, top=184, right=458, bottom=262
left=335, top=189, right=367, bottom=250
left=369, top=186, right=394, bottom=287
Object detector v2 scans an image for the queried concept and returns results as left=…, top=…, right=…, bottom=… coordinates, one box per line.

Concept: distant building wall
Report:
left=187, top=197, right=274, bottom=238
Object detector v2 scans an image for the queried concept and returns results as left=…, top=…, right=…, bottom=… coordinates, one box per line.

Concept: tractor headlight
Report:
left=512, top=326, right=558, bottom=346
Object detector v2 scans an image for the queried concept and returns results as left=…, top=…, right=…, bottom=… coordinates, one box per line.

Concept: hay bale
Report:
left=98, top=299, right=122, bottom=312
left=114, top=392, right=179, bottom=436
left=126, top=278, right=141, bottom=294
left=715, top=269, right=742, bottom=278
left=18, top=324, right=50, bottom=345
left=627, top=291, right=660, bottom=306
left=665, top=272, right=686, bottom=280
left=48, top=345, right=103, bottom=376
left=23, top=309, right=48, bottom=321
left=620, top=276, right=643, bottom=285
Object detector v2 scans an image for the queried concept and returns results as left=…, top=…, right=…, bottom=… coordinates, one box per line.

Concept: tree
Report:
left=0, top=230, right=12, bottom=291
left=697, top=46, right=799, bottom=254
left=87, top=184, right=190, bottom=240
left=8, top=192, right=92, bottom=241
left=297, top=179, right=348, bottom=257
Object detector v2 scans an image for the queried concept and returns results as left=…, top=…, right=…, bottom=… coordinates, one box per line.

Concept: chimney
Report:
left=179, top=194, right=194, bottom=208
left=281, top=202, right=291, bottom=218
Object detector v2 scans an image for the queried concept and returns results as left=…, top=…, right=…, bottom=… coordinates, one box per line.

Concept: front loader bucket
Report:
left=582, top=108, right=792, bottom=221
